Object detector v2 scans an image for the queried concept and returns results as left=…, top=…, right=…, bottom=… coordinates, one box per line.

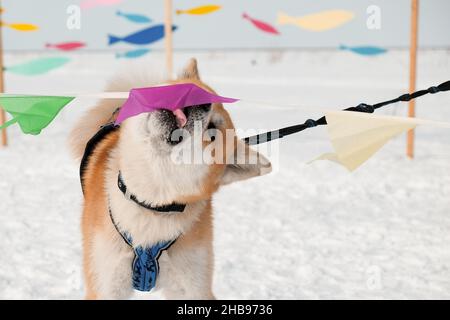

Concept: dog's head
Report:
left=118, top=59, right=271, bottom=205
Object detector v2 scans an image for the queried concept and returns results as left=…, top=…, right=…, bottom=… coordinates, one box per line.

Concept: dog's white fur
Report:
left=70, top=59, right=271, bottom=299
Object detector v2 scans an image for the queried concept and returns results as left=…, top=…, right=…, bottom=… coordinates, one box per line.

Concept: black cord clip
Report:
left=398, top=93, right=411, bottom=102
left=428, top=86, right=440, bottom=94
left=355, top=103, right=375, bottom=113
left=304, top=119, right=317, bottom=128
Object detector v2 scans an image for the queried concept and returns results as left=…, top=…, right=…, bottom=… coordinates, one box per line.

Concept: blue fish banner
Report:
left=339, top=44, right=387, bottom=56
left=116, top=11, right=152, bottom=24
left=116, top=48, right=151, bottom=59
left=108, top=25, right=177, bottom=46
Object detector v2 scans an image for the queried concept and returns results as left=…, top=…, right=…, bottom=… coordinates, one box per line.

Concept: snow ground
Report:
left=0, top=49, right=449, bottom=299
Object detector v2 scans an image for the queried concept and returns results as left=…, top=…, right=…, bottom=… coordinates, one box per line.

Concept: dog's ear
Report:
left=179, top=58, right=200, bottom=80
left=221, top=139, right=272, bottom=185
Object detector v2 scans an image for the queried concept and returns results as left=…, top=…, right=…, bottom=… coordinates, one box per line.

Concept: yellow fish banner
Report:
left=0, top=21, right=39, bottom=31
left=311, top=111, right=450, bottom=172
left=176, top=5, right=221, bottom=15
left=277, top=10, right=354, bottom=32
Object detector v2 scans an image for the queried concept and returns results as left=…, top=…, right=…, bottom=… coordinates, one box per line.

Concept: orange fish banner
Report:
left=277, top=10, right=354, bottom=31
left=176, top=5, right=221, bottom=15
left=0, top=21, right=38, bottom=31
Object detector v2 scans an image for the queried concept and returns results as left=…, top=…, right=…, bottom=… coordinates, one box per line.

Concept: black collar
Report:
left=79, top=119, right=186, bottom=213
left=117, top=172, right=186, bottom=213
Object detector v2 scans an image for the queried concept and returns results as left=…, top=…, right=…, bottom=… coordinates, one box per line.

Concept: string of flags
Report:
left=312, top=111, right=450, bottom=171
left=244, top=80, right=450, bottom=170
left=0, top=81, right=449, bottom=171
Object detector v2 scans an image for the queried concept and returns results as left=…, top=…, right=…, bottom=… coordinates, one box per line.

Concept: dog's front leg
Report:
left=86, top=232, right=135, bottom=300
left=158, top=244, right=215, bottom=300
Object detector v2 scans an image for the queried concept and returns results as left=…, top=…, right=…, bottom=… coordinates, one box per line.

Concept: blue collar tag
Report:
left=124, top=233, right=175, bottom=292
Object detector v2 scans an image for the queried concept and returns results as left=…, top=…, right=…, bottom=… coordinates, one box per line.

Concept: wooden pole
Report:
left=407, top=0, right=419, bottom=158
left=0, top=0, right=7, bottom=147
left=164, top=0, right=174, bottom=79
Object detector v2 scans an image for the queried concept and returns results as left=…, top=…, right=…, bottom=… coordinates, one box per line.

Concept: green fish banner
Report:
left=5, top=57, right=71, bottom=76
left=0, top=95, right=75, bottom=134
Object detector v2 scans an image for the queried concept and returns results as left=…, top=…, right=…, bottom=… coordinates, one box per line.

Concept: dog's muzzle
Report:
left=155, top=104, right=212, bottom=146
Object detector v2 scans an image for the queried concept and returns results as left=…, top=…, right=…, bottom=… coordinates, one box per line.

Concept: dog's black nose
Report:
left=184, top=104, right=211, bottom=118
left=168, top=128, right=184, bottom=145
left=198, top=103, right=212, bottom=113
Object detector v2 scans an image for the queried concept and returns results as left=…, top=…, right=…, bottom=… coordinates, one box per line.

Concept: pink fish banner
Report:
left=46, top=42, right=86, bottom=51
left=242, top=13, right=280, bottom=35
left=81, top=0, right=123, bottom=10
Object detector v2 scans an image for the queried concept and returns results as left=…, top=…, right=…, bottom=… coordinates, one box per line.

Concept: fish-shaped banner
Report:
left=6, top=57, right=71, bottom=76
left=242, top=13, right=279, bottom=35
left=340, top=45, right=387, bottom=56
left=46, top=42, right=86, bottom=51
left=108, top=25, right=177, bottom=46
left=176, top=5, right=221, bottom=15
left=0, top=96, right=75, bottom=135
left=116, top=83, right=238, bottom=124
left=117, top=11, right=152, bottom=24
left=116, top=48, right=151, bottom=59
left=312, top=111, right=421, bottom=171
left=81, top=0, right=122, bottom=10
left=0, top=21, right=38, bottom=31
left=277, top=10, right=354, bottom=32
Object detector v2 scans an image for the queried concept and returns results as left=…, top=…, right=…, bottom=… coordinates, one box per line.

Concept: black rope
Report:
left=243, top=80, right=450, bottom=145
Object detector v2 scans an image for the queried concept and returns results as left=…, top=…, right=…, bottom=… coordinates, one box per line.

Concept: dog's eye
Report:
left=207, top=122, right=217, bottom=142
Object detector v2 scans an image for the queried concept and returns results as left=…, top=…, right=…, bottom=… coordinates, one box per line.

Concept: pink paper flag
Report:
left=115, top=83, right=238, bottom=124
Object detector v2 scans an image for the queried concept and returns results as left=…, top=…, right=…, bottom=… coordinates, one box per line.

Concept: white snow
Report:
left=0, top=49, right=449, bottom=299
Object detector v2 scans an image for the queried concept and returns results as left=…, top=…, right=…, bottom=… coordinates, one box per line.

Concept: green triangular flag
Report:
left=0, top=95, right=75, bottom=135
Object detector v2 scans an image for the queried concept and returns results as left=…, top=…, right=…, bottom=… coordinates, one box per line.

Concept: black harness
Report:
left=79, top=122, right=119, bottom=195
left=78, top=119, right=182, bottom=292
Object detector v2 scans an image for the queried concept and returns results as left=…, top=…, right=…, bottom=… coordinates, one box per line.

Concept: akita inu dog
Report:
left=70, top=59, right=271, bottom=299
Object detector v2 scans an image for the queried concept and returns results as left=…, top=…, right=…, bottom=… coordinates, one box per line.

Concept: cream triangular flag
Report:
left=313, top=111, right=419, bottom=171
